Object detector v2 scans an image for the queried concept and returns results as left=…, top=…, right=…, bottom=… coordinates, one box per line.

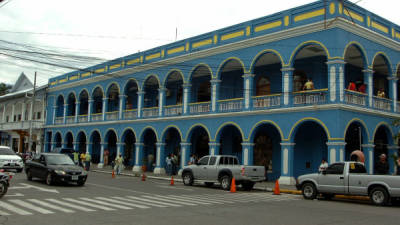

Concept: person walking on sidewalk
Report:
left=84, top=153, right=91, bottom=171
left=79, top=152, right=86, bottom=167
left=73, top=151, right=79, bottom=165
left=114, top=154, right=124, bottom=175
left=165, top=154, right=172, bottom=176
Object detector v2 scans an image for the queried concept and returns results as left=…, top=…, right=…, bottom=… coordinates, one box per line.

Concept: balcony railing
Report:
left=55, top=117, right=63, bottom=124
left=253, top=94, right=281, bottom=109
left=124, top=110, right=137, bottom=119
left=373, top=96, right=391, bottom=111
left=345, top=90, right=367, bottom=106
left=106, top=111, right=119, bottom=120
left=189, top=102, right=211, bottom=114
left=293, top=89, right=328, bottom=105
left=91, top=113, right=102, bottom=122
left=164, top=105, right=182, bottom=116
left=78, top=115, right=88, bottom=123
left=142, top=107, right=158, bottom=118
left=218, top=98, right=243, bottom=112
left=66, top=116, right=75, bottom=124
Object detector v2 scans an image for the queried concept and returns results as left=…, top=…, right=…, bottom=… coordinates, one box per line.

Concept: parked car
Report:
left=52, top=147, right=75, bottom=160
left=25, top=153, right=87, bottom=186
left=0, top=146, right=24, bottom=172
left=180, top=155, right=265, bottom=190
left=296, top=161, right=400, bottom=206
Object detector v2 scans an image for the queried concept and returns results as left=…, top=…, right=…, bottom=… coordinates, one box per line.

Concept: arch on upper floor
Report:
left=142, top=75, right=160, bottom=108
left=188, top=64, right=212, bottom=103
left=215, top=57, right=246, bottom=79
left=141, top=74, right=160, bottom=90
left=371, top=52, right=392, bottom=75
left=91, top=85, right=104, bottom=97
left=344, top=42, right=368, bottom=92
left=343, top=41, right=369, bottom=67
left=66, top=92, right=77, bottom=116
left=217, top=58, right=245, bottom=100
left=288, top=40, right=331, bottom=67
left=250, top=49, right=285, bottom=73
left=106, top=83, right=120, bottom=112
left=372, top=52, right=392, bottom=99
left=188, top=63, right=214, bottom=83
left=55, top=95, right=65, bottom=117
left=164, top=70, right=184, bottom=106
left=78, top=89, right=89, bottom=115
left=163, top=69, right=185, bottom=87
left=124, top=79, right=139, bottom=110
left=92, top=86, right=104, bottom=114
left=288, top=117, right=331, bottom=141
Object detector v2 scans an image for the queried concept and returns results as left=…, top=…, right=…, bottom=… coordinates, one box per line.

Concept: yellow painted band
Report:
left=371, top=21, right=389, bottom=34
left=255, top=20, right=282, bottom=32
left=221, top=30, right=244, bottom=41
left=192, top=39, right=212, bottom=49
left=294, top=8, right=325, bottom=22
left=145, top=52, right=161, bottom=61
left=344, top=9, right=364, bottom=22
left=167, top=46, right=185, bottom=55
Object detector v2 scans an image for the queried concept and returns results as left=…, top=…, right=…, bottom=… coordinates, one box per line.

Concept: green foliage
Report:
left=0, top=83, right=12, bottom=96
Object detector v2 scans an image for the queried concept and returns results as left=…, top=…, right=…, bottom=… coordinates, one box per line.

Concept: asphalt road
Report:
left=1, top=171, right=399, bottom=225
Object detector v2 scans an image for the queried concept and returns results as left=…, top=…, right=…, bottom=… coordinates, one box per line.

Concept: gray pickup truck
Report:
left=296, top=161, right=400, bottom=206
left=180, top=155, right=265, bottom=191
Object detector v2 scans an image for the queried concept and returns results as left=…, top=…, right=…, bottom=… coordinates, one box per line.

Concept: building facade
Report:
left=0, top=73, right=47, bottom=153
left=44, top=0, right=400, bottom=184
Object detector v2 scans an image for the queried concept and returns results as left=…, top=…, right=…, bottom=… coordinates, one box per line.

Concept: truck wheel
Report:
left=302, top=183, right=317, bottom=200
left=26, top=169, right=33, bottom=181
left=205, top=182, right=214, bottom=187
left=45, top=173, right=53, bottom=186
left=242, top=182, right=255, bottom=191
left=182, top=172, right=194, bottom=186
left=370, top=187, right=389, bottom=206
left=220, top=175, right=232, bottom=191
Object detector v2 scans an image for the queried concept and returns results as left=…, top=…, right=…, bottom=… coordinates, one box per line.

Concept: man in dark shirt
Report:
left=375, top=154, right=389, bottom=175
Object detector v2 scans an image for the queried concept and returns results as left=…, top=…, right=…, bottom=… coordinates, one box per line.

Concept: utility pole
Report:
left=28, top=72, right=37, bottom=153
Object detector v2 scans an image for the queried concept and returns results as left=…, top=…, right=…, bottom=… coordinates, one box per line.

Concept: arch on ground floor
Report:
left=121, top=128, right=136, bottom=166
left=64, top=131, right=74, bottom=149
left=373, top=123, right=394, bottom=173
left=162, top=126, right=182, bottom=174
left=104, top=129, right=118, bottom=163
left=76, top=131, right=87, bottom=154
left=186, top=124, right=210, bottom=159
left=344, top=119, right=369, bottom=161
left=217, top=124, right=243, bottom=163
left=54, top=132, right=62, bottom=149
left=90, top=130, right=102, bottom=164
left=140, top=128, right=157, bottom=172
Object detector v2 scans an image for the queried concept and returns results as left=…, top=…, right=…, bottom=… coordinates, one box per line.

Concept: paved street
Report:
left=1, top=172, right=399, bottom=225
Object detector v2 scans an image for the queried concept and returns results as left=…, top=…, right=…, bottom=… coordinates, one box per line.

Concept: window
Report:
left=198, top=156, right=209, bottom=165
left=6, top=116, right=9, bottom=122
left=37, top=112, right=41, bottom=120
left=349, top=163, right=367, bottom=173
left=18, top=114, right=21, bottom=121
left=13, top=115, right=16, bottom=122
left=208, top=156, right=217, bottom=165
left=326, top=163, right=344, bottom=175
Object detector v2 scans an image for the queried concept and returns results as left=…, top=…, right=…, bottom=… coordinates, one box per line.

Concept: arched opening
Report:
left=188, top=126, right=210, bottom=159
left=253, top=52, right=282, bottom=96
left=107, top=84, right=120, bottom=112
left=165, top=71, right=183, bottom=106
left=76, top=132, right=87, bottom=154
left=190, top=65, right=211, bottom=103
left=344, top=122, right=368, bottom=160
left=293, top=121, right=328, bottom=177
left=251, top=123, right=282, bottom=181
left=92, top=87, right=103, bottom=114
left=79, top=90, right=89, bottom=115
left=293, top=44, right=328, bottom=92
left=217, top=125, right=243, bottom=163
left=373, top=125, right=391, bottom=173
left=141, top=129, right=157, bottom=172
left=163, top=128, right=181, bottom=173
left=219, top=59, right=244, bottom=100
left=90, top=131, right=101, bottom=164
left=105, top=130, right=118, bottom=163
left=56, top=95, right=64, bottom=117
left=65, top=132, right=74, bottom=148
left=344, top=44, right=366, bottom=92
left=124, top=80, right=138, bottom=110
left=373, top=54, right=390, bottom=99
left=144, top=76, right=159, bottom=108
left=66, top=93, right=76, bottom=116
left=54, top=132, right=62, bottom=148
left=122, top=129, right=136, bottom=167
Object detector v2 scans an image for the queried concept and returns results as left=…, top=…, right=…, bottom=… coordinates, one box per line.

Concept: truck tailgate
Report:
left=242, top=166, right=265, bottom=181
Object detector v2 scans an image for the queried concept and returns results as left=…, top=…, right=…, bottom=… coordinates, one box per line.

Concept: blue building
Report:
left=44, top=0, right=400, bottom=184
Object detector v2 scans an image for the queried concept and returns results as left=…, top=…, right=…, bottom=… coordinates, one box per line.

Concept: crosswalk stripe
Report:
left=45, top=199, right=96, bottom=212
left=182, top=194, right=234, bottom=204
left=27, top=199, right=75, bottom=213
left=157, top=195, right=212, bottom=205
left=126, top=196, right=181, bottom=207
left=0, top=211, right=11, bottom=216
left=0, top=202, right=32, bottom=215
left=62, top=198, right=116, bottom=211
left=79, top=198, right=133, bottom=210
left=8, top=199, right=54, bottom=214
left=141, top=195, right=197, bottom=206
left=167, top=195, right=225, bottom=204
left=95, top=197, right=149, bottom=209
left=112, top=197, right=166, bottom=208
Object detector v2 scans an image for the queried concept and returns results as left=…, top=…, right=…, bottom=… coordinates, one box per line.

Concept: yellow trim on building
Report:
left=59, top=78, right=68, bottom=84
left=255, top=20, right=282, bottom=32
left=145, top=52, right=161, bottom=61
left=161, top=50, right=165, bottom=58
left=81, top=72, right=91, bottom=78
left=167, top=46, right=185, bottom=55
left=338, top=2, right=343, bottom=14
left=127, top=58, right=140, bottom=65
left=284, top=16, right=290, bottom=26
left=367, top=16, right=371, bottom=27
left=392, top=28, right=395, bottom=38
left=217, top=98, right=244, bottom=102
left=343, top=9, right=364, bottom=22
left=69, top=75, right=79, bottom=81
left=371, top=21, right=389, bottom=33
left=329, top=2, right=335, bottom=15
left=50, top=81, right=58, bottom=86
left=185, top=42, right=190, bottom=51
left=396, top=32, right=400, bottom=40
left=246, top=26, right=251, bottom=36
left=213, top=34, right=218, bottom=44
left=109, top=63, right=122, bottom=70
left=221, top=30, right=244, bottom=41
left=95, top=67, right=106, bottom=74
left=192, top=39, right=212, bottom=48
left=294, top=8, right=325, bottom=22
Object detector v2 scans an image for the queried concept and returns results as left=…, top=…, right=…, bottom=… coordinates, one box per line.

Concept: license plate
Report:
left=71, top=175, right=79, bottom=180
left=9, top=163, right=15, bottom=166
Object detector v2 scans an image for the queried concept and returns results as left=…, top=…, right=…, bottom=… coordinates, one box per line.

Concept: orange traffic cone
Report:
left=111, top=170, right=115, bottom=179
left=141, top=173, right=146, bottom=181
left=170, top=176, right=174, bottom=186
left=230, top=177, right=236, bottom=193
left=273, top=179, right=280, bottom=195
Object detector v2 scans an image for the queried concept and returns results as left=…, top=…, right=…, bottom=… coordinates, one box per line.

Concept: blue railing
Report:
left=253, top=94, right=281, bottom=109
left=373, top=96, right=392, bottom=112
left=123, top=110, right=137, bottom=119
left=189, top=102, right=211, bottom=114
left=164, top=105, right=182, bottom=116
left=292, top=89, right=328, bottom=105
left=345, top=90, right=367, bottom=106
left=218, top=98, right=243, bottom=112
left=142, top=107, right=158, bottom=118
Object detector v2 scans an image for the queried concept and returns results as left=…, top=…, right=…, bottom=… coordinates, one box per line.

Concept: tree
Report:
left=0, top=83, right=12, bottom=96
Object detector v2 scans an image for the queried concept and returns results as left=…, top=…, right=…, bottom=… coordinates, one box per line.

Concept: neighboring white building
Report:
left=0, top=73, right=47, bottom=153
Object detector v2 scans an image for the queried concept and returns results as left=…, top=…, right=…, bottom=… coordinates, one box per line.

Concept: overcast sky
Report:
left=0, top=0, right=399, bottom=86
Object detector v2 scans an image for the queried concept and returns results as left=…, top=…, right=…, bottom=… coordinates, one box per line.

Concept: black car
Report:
left=25, top=153, right=87, bottom=186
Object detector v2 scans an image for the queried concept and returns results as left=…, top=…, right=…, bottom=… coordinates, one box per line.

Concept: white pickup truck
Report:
left=296, top=161, right=400, bottom=206
left=180, top=155, right=265, bottom=191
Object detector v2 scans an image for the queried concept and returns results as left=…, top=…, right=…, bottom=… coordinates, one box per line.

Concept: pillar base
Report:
left=97, top=163, right=104, bottom=168
left=153, top=167, right=166, bottom=175
left=132, top=166, right=143, bottom=173
left=279, top=176, right=296, bottom=185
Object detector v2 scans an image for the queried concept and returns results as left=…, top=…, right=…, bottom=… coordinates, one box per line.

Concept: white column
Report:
left=98, top=143, right=105, bottom=168
left=42, top=97, right=46, bottom=121
left=21, top=102, right=26, bottom=121
left=118, top=95, right=125, bottom=120
left=63, top=103, right=67, bottom=124
left=74, top=101, right=79, bottom=123
left=2, top=104, right=6, bottom=122
left=102, top=97, right=107, bottom=121
left=11, top=103, right=15, bottom=121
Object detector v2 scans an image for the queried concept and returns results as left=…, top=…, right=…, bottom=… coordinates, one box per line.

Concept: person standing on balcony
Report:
left=303, top=78, right=314, bottom=91
left=358, top=83, right=366, bottom=93
left=377, top=88, right=386, bottom=98
left=347, top=81, right=356, bottom=91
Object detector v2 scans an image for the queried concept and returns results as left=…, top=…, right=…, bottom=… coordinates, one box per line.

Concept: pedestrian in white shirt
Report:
left=319, top=159, right=329, bottom=172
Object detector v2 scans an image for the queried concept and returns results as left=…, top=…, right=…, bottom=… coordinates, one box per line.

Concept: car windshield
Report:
left=0, top=148, right=16, bottom=155
left=46, top=155, right=75, bottom=165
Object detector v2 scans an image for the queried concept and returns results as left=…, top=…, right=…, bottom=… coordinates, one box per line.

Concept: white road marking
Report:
left=17, top=183, right=59, bottom=193
left=154, top=195, right=211, bottom=205
left=156, top=185, right=194, bottom=191
left=164, top=195, right=215, bottom=205
left=0, top=201, right=32, bottom=215
left=94, top=197, right=149, bottom=209
left=126, top=196, right=181, bottom=207
left=112, top=196, right=166, bottom=208
left=141, top=195, right=198, bottom=206
left=179, top=194, right=233, bottom=204
left=62, top=198, right=116, bottom=211
left=45, top=199, right=96, bottom=212
left=8, top=199, right=54, bottom=214
left=27, top=199, right=75, bottom=213
left=80, top=198, right=133, bottom=210
left=4, top=193, right=24, bottom=197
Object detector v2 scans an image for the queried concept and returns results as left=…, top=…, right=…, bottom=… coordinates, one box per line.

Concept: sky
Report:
left=0, top=0, right=399, bottom=86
